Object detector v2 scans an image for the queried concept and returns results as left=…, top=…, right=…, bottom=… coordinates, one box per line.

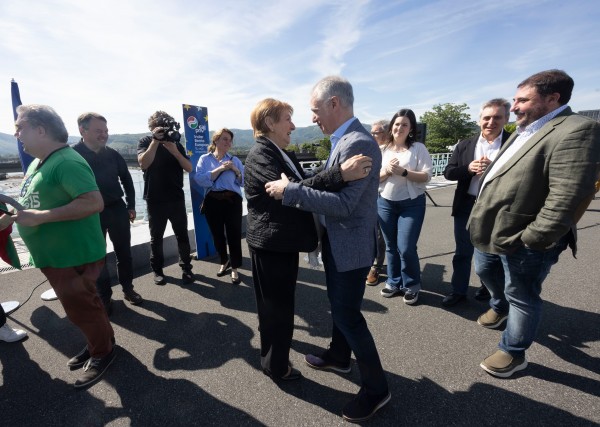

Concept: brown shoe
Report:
left=480, top=350, right=527, bottom=378
left=365, top=267, right=380, bottom=286
left=477, top=308, right=508, bottom=329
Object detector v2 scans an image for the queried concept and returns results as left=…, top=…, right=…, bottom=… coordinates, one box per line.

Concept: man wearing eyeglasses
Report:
left=366, top=119, right=389, bottom=286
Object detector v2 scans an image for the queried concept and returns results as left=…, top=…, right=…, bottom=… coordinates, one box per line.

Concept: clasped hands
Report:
left=265, top=154, right=373, bottom=200
left=469, top=156, right=492, bottom=175
left=385, top=157, right=407, bottom=176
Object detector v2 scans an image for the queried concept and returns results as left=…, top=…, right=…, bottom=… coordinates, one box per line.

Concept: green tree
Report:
left=504, top=122, right=517, bottom=134
left=286, top=144, right=299, bottom=153
left=300, top=142, right=318, bottom=154
left=420, top=103, right=477, bottom=153
left=315, top=136, right=331, bottom=161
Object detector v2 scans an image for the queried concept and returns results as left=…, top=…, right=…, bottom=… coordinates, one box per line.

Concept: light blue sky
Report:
left=1, top=0, right=599, bottom=136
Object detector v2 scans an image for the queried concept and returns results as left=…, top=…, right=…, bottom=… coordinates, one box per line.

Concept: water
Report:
left=0, top=168, right=243, bottom=227
left=128, top=169, right=195, bottom=220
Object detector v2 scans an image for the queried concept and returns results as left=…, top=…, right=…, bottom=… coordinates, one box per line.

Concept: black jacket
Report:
left=444, top=131, right=511, bottom=216
left=244, top=136, right=345, bottom=253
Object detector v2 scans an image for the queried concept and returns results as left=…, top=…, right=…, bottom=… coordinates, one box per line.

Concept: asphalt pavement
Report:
left=1, top=184, right=599, bottom=426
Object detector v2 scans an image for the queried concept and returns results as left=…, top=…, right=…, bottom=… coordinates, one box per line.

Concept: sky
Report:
left=1, top=0, right=599, bottom=137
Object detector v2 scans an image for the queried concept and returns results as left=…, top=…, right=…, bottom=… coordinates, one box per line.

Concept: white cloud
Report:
left=1, top=0, right=599, bottom=138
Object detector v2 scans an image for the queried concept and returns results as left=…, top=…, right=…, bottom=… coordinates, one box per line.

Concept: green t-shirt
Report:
left=17, top=147, right=106, bottom=268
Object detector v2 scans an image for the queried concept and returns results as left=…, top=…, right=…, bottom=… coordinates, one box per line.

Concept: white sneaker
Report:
left=0, top=323, right=27, bottom=342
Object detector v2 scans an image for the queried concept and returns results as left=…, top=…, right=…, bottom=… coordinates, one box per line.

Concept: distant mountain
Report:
left=0, top=125, right=339, bottom=157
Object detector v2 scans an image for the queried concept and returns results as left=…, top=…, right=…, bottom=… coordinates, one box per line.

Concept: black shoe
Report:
left=217, top=260, right=231, bottom=277
left=231, top=270, right=241, bottom=285
left=342, top=389, right=391, bottom=423
left=67, top=346, right=90, bottom=370
left=153, top=272, right=166, bottom=286
left=475, top=285, right=491, bottom=300
left=74, top=346, right=117, bottom=389
left=305, top=352, right=351, bottom=373
left=124, top=290, right=143, bottom=305
left=182, top=270, right=194, bottom=284
left=263, top=365, right=303, bottom=382
left=442, top=293, right=467, bottom=307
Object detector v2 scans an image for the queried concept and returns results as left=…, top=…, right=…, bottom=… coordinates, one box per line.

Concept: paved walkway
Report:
left=1, top=184, right=599, bottom=426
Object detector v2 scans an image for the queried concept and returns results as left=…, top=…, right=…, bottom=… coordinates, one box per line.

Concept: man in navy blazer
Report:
left=469, top=70, right=600, bottom=378
left=265, top=76, right=389, bottom=422
left=442, top=99, right=511, bottom=307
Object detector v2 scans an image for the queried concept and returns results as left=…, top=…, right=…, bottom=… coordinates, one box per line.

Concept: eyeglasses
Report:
left=371, top=131, right=384, bottom=136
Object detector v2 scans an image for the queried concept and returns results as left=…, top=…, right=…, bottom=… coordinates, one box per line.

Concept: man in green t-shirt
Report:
left=1, top=104, right=116, bottom=389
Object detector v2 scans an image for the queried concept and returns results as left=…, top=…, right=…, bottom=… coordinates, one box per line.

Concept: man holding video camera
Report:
left=138, top=111, right=194, bottom=285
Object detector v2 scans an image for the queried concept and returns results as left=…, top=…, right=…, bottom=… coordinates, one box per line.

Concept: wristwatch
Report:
left=401, top=169, right=409, bottom=177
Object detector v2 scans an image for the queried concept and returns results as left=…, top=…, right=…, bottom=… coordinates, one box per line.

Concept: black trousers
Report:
left=250, top=247, right=299, bottom=378
left=147, top=199, right=192, bottom=273
left=96, top=202, right=134, bottom=303
left=203, top=194, right=243, bottom=268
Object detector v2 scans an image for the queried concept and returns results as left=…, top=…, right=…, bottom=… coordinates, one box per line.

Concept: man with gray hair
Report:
left=265, top=76, right=390, bottom=422
left=442, top=98, right=511, bottom=307
left=2, top=105, right=116, bottom=388
left=74, top=112, right=143, bottom=314
left=366, top=119, right=389, bottom=286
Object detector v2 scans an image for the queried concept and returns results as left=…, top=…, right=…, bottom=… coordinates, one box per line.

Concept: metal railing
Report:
left=299, top=154, right=451, bottom=177
left=430, top=153, right=451, bottom=177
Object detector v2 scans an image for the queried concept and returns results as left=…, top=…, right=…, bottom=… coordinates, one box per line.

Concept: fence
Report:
left=430, top=153, right=451, bottom=177
left=300, top=153, right=451, bottom=178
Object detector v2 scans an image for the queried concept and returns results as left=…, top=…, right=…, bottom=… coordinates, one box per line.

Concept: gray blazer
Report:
left=469, top=108, right=600, bottom=255
left=282, top=118, right=382, bottom=272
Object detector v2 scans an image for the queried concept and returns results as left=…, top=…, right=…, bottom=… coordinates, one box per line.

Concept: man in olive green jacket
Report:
left=469, top=69, right=600, bottom=378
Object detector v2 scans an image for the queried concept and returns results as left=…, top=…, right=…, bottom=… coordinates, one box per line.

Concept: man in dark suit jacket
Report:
left=469, top=70, right=600, bottom=378
left=265, top=76, right=390, bottom=423
left=442, top=99, right=511, bottom=307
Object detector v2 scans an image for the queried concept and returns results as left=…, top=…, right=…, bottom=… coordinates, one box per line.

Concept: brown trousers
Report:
left=41, top=259, right=114, bottom=358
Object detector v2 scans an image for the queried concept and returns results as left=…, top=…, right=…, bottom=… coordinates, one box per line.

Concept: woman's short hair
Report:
left=208, top=128, right=234, bottom=153
left=386, top=108, right=419, bottom=148
left=250, top=98, right=293, bottom=138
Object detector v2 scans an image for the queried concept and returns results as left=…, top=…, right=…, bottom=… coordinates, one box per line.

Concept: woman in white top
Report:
left=377, top=109, right=432, bottom=305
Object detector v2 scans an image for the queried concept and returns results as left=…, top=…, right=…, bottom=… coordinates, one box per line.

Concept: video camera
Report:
left=155, top=117, right=181, bottom=143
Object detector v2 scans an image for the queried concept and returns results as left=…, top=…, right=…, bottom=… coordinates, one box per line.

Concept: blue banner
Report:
left=182, top=104, right=215, bottom=259
left=11, top=79, right=34, bottom=173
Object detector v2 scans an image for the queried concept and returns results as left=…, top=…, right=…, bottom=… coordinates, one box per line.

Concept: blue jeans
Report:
left=474, top=237, right=568, bottom=356
left=321, top=233, right=388, bottom=396
left=377, top=194, right=425, bottom=293
left=450, top=198, right=476, bottom=295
